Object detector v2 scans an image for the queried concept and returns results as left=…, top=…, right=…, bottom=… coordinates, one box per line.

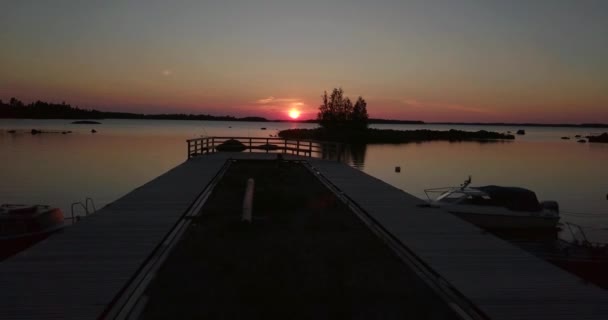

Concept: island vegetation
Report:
left=0, top=97, right=268, bottom=122
left=279, top=88, right=515, bottom=143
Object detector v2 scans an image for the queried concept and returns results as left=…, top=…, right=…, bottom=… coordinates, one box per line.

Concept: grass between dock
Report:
left=140, top=160, right=457, bottom=319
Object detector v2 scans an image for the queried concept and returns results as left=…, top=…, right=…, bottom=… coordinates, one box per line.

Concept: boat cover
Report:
left=474, top=185, right=541, bottom=212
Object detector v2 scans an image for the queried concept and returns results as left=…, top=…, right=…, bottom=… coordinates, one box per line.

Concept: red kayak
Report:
left=1, top=204, right=65, bottom=260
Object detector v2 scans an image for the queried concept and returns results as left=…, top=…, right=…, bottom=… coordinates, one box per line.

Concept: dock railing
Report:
left=187, top=136, right=343, bottom=161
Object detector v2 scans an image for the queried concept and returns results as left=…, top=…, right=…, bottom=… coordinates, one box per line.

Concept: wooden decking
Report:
left=0, top=156, right=228, bottom=319
left=308, top=159, right=608, bottom=320
left=1, top=152, right=608, bottom=319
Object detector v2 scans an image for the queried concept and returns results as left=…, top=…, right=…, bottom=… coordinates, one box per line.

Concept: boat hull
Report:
left=449, top=210, right=559, bottom=230
left=1, top=205, right=65, bottom=260
left=548, top=257, right=608, bottom=289
left=0, top=229, right=61, bottom=260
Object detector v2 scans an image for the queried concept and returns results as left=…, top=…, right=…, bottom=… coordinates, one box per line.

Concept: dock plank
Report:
left=309, top=158, right=608, bottom=319
left=0, top=155, right=227, bottom=319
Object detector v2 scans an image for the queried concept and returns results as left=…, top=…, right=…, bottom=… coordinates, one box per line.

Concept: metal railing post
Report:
left=309, top=141, right=312, bottom=157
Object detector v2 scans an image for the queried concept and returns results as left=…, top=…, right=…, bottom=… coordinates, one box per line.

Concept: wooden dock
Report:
left=307, top=159, right=608, bottom=319
left=1, top=150, right=608, bottom=319
left=0, top=156, right=229, bottom=319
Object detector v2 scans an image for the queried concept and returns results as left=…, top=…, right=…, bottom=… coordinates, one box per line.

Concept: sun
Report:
left=289, top=109, right=301, bottom=119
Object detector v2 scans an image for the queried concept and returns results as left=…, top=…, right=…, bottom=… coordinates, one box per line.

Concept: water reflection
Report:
left=336, top=140, right=510, bottom=170
left=2, top=119, right=607, bottom=242
left=342, top=144, right=367, bottom=169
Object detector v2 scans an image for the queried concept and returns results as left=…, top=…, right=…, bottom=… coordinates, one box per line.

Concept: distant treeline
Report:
left=0, top=98, right=267, bottom=122
left=430, top=122, right=608, bottom=128
left=0, top=97, right=426, bottom=124
left=2, top=97, right=606, bottom=128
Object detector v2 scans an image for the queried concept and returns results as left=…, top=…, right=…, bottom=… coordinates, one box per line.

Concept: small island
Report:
left=279, top=127, right=514, bottom=143
left=279, top=88, right=515, bottom=143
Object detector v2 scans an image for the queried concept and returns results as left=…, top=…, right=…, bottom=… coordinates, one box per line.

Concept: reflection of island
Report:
left=344, top=144, right=367, bottom=169
left=314, top=143, right=368, bottom=168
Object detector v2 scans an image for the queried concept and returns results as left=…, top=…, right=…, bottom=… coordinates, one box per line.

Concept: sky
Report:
left=1, top=0, right=607, bottom=122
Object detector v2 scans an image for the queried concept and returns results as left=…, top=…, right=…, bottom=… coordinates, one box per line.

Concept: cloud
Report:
left=256, top=96, right=299, bottom=104
left=400, top=99, right=494, bottom=114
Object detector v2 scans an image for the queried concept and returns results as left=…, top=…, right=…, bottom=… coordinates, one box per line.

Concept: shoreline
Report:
left=278, top=128, right=515, bottom=144
left=2, top=117, right=607, bottom=129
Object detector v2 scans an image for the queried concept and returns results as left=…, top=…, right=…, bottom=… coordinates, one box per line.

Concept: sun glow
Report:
left=289, top=109, right=301, bottom=119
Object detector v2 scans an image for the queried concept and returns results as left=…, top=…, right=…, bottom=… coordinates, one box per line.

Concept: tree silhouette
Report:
left=352, top=96, right=369, bottom=130
left=9, top=97, right=24, bottom=107
left=317, top=88, right=368, bottom=131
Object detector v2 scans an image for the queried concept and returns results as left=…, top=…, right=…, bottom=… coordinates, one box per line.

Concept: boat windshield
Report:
left=436, top=191, right=469, bottom=203
left=436, top=189, right=493, bottom=205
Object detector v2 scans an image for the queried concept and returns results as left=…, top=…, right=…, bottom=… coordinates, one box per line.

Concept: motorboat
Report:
left=425, top=177, right=560, bottom=230
left=1, top=204, right=65, bottom=259
left=550, top=223, right=608, bottom=288
left=509, top=223, right=608, bottom=289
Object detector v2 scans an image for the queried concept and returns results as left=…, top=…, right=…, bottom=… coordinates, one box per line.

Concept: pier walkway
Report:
left=308, top=159, right=608, bottom=319
left=0, top=156, right=228, bottom=319
left=1, top=151, right=608, bottom=319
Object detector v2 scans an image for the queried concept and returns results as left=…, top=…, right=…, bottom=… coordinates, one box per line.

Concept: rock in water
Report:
left=216, top=139, right=247, bottom=152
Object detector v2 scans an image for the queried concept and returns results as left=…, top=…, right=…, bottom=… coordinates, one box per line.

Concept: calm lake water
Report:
left=2, top=119, right=608, bottom=241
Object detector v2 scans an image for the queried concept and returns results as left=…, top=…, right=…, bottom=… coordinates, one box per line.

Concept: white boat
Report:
left=425, top=177, right=560, bottom=230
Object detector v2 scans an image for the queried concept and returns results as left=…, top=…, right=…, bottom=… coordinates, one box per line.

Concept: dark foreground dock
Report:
left=140, top=160, right=457, bottom=319
left=1, top=151, right=608, bottom=319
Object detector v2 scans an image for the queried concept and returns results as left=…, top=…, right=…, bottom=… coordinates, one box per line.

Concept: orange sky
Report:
left=1, top=1, right=607, bottom=123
